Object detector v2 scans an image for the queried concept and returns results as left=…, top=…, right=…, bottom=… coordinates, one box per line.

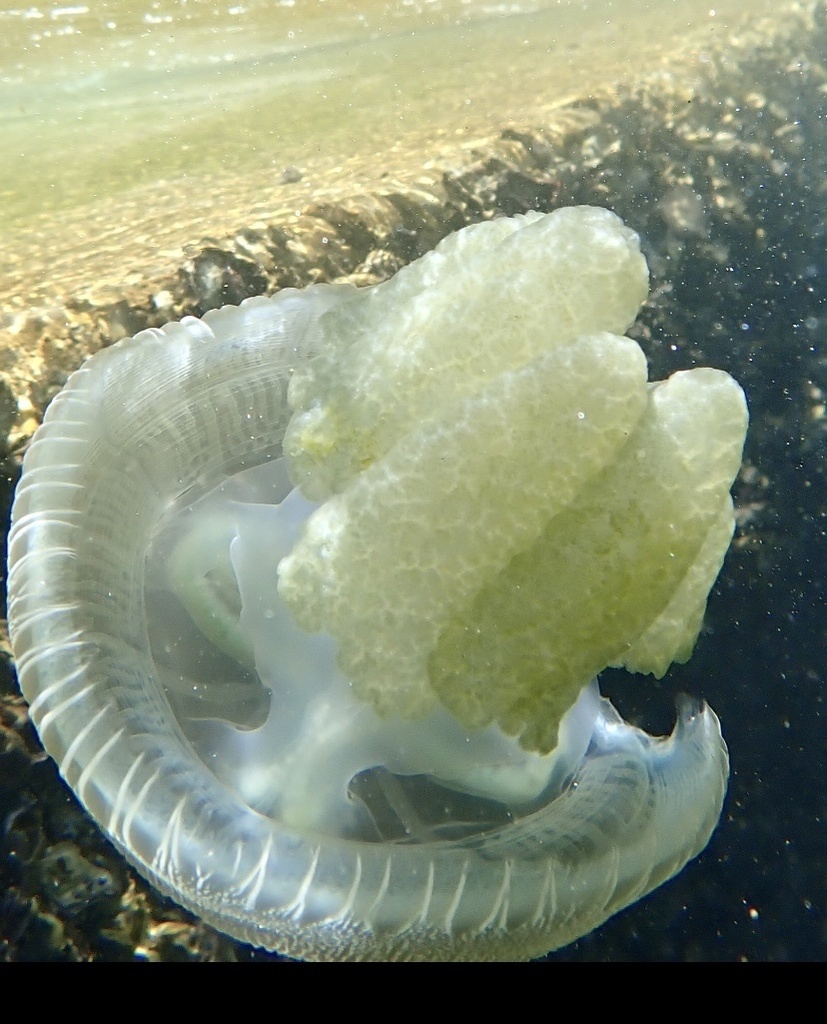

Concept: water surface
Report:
left=0, top=0, right=780, bottom=309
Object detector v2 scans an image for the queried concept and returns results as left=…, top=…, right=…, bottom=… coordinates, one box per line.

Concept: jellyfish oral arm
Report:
left=278, top=207, right=748, bottom=754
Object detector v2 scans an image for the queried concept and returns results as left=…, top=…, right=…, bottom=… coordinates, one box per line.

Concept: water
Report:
left=1, top=0, right=826, bottom=962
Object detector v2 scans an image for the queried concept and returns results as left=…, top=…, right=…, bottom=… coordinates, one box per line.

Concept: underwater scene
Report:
left=0, top=0, right=825, bottom=960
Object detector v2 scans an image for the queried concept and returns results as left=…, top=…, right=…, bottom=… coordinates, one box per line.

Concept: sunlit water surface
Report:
left=0, top=0, right=781, bottom=309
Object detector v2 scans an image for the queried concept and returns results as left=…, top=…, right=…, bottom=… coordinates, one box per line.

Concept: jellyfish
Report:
left=7, top=206, right=747, bottom=960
